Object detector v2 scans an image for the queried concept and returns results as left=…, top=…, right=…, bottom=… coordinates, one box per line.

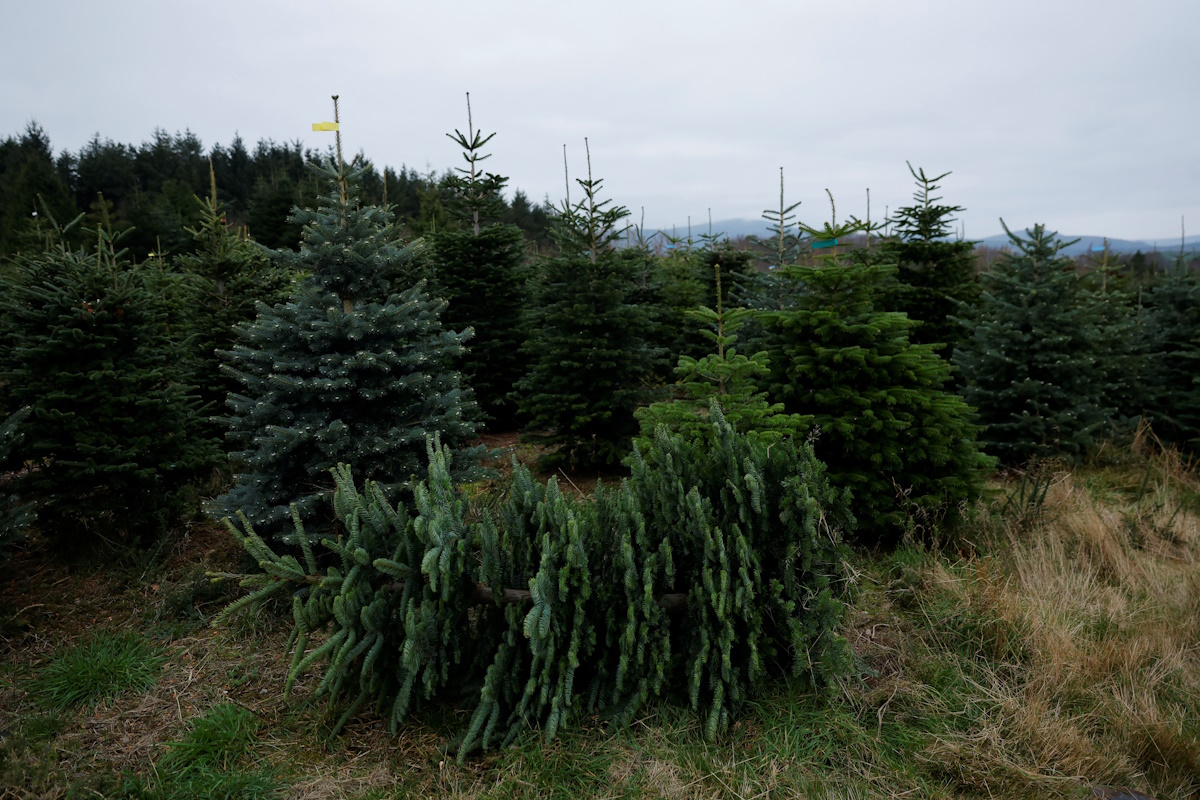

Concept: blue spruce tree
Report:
left=211, top=100, right=484, bottom=542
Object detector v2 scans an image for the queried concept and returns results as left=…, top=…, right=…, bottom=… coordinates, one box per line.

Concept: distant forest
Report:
left=2, top=121, right=1192, bottom=280
left=0, top=122, right=556, bottom=260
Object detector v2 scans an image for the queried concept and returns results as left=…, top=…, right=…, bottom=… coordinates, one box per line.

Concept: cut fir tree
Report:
left=211, top=103, right=484, bottom=543
left=759, top=192, right=991, bottom=541
left=213, top=412, right=852, bottom=758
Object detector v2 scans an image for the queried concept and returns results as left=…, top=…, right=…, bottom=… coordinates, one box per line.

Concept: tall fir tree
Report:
left=516, top=141, right=660, bottom=470
left=954, top=222, right=1110, bottom=464
left=0, top=211, right=218, bottom=545
left=743, top=168, right=805, bottom=310
left=697, top=242, right=756, bottom=311
left=175, top=162, right=295, bottom=424
left=638, top=221, right=705, bottom=370
left=0, top=123, right=77, bottom=258
left=211, top=100, right=484, bottom=542
left=1141, top=262, right=1200, bottom=451
left=760, top=193, right=990, bottom=540
left=1081, top=240, right=1148, bottom=432
left=429, top=95, right=529, bottom=428
left=877, top=163, right=980, bottom=353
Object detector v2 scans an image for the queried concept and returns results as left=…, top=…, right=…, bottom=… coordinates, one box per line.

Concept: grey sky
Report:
left=4, top=0, right=1197, bottom=240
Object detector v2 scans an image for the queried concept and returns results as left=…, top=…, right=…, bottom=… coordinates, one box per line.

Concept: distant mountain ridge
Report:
left=648, top=218, right=1200, bottom=258
left=974, top=232, right=1200, bottom=257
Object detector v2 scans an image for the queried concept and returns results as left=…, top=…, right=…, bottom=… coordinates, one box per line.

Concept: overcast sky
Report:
left=3, top=0, right=1197, bottom=240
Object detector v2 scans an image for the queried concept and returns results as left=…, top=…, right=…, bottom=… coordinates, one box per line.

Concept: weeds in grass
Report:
left=998, top=457, right=1058, bottom=533
left=28, top=631, right=164, bottom=710
left=152, top=564, right=235, bottom=640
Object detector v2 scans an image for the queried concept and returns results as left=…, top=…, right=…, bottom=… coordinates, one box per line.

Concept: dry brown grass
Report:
left=916, top=446, right=1200, bottom=799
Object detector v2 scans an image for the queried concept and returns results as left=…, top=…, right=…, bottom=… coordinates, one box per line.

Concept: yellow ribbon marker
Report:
left=312, top=122, right=339, bottom=131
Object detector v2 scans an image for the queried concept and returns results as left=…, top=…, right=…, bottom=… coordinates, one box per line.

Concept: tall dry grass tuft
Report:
left=918, top=445, right=1200, bottom=799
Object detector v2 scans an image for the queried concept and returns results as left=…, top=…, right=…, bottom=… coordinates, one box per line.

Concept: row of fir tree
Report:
left=2, top=104, right=1199, bottom=752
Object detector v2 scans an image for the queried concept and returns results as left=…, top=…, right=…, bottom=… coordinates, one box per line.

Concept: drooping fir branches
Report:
left=213, top=414, right=851, bottom=757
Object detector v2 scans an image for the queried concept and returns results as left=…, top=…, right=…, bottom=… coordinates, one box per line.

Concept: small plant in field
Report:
left=21, top=712, right=67, bottom=742
left=29, top=631, right=164, bottom=709
left=996, top=459, right=1057, bottom=533
left=160, top=703, right=260, bottom=772
left=155, top=704, right=283, bottom=800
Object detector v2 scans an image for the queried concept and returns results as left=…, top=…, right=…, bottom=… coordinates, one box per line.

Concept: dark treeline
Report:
left=0, top=122, right=554, bottom=260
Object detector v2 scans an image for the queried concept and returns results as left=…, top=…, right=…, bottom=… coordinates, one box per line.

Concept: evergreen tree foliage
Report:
left=698, top=242, right=756, bottom=311
left=748, top=168, right=804, bottom=272
left=635, top=266, right=811, bottom=449
left=210, top=157, right=484, bottom=543
left=516, top=144, right=659, bottom=470
left=878, top=163, right=980, bottom=351
left=1081, top=241, right=1148, bottom=432
left=214, top=412, right=851, bottom=757
left=761, top=198, right=990, bottom=539
left=2, top=122, right=555, bottom=262
left=0, top=214, right=217, bottom=544
left=0, top=123, right=76, bottom=257
left=175, top=164, right=295, bottom=419
left=429, top=96, right=529, bottom=428
left=637, top=224, right=705, bottom=369
left=954, top=222, right=1110, bottom=464
left=741, top=168, right=806, bottom=315
left=0, top=407, right=36, bottom=555
left=1141, top=265, right=1200, bottom=450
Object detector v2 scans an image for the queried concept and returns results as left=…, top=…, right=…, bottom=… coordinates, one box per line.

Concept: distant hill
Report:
left=975, top=232, right=1200, bottom=257
left=645, top=218, right=774, bottom=243
left=647, top=217, right=1200, bottom=258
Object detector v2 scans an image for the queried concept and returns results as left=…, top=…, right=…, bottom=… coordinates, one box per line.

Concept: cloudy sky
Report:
left=4, top=0, right=1196, bottom=240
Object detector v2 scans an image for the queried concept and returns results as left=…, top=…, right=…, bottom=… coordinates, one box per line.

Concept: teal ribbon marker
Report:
left=1090, top=245, right=1106, bottom=252
left=812, top=238, right=838, bottom=249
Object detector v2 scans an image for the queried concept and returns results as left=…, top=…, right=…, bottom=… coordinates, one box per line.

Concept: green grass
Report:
left=29, top=630, right=164, bottom=710
left=152, top=704, right=283, bottom=800
left=160, top=703, right=261, bottom=771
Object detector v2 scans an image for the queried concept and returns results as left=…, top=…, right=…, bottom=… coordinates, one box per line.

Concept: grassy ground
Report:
left=1, top=437, right=1198, bottom=799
